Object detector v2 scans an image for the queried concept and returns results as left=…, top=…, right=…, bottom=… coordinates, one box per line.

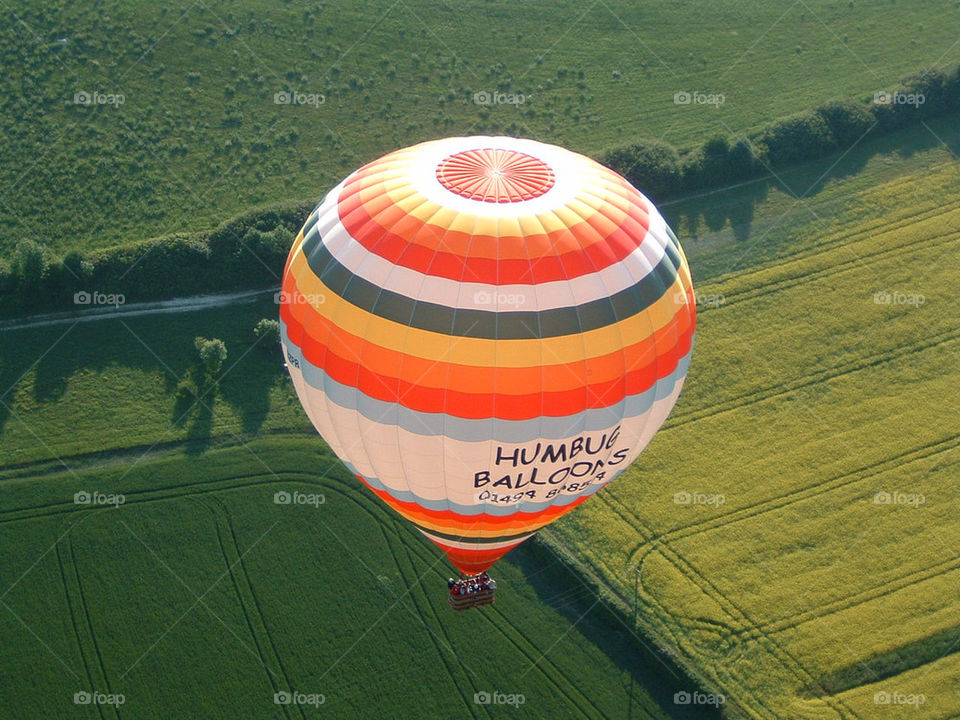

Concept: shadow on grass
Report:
left=661, top=111, right=960, bottom=262
left=508, top=538, right=724, bottom=720
left=0, top=297, right=283, bottom=445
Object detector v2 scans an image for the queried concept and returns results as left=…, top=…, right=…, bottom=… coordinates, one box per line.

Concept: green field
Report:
left=2, top=108, right=958, bottom=718
left=0, top=437, right=723, bottom=719
left=0, top=296, right=309, bottom=467
left=3, top=2, right=960, bottom=717
left=0, top=301, right=722, bottom=718
left=545, top=113, right=960, bottom=718
left=2, top=0, right=959, bottom=255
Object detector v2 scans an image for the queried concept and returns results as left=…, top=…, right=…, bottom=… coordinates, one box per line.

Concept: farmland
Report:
left=546, top=112, right=960, bottom=718
left=0, top=435, right=722, bottom=719
left=2, top=0, right=960, bottom=255
left=2, top=105, right=958, bottom=718
left=0, top=305, right=718, bottom=718
left=3, top=1, right=960, bottom=718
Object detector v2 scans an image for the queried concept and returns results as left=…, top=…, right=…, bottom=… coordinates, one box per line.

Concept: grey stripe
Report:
left=415, top=525, right=536, bottom=545
left=300, top=215, right=683, bottom=340
left=281, top=326, right=692, bottom=444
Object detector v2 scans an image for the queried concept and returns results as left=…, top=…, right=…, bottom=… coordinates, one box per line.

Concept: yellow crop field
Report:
left=546, top=154, right=960, bottom=718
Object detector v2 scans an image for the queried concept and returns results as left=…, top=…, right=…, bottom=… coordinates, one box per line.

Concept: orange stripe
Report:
left=435, top=542, right=522, bottom=575
left=336, top=185, right=651, bottom=283
left=282, top=300, right=693, bottom=419
left=357, top=475, right=590, bottom=537
left=284, top=286, right=694, bottom=395
left=340, top=160, right=646, bottom=260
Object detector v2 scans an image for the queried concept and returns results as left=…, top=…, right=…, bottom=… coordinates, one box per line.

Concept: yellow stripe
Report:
left=286, top=248, right=692, bottom=367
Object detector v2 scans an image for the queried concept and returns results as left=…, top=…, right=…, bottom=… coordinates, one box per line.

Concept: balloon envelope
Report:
left=279, top=136, right=695, bottom=575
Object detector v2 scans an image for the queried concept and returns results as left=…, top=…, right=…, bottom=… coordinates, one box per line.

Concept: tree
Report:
left=696, top=135, right=737, bottom=188
left=12, top=239, right=46, bottom=288
left=253, top=318, right=280, bottom=346
left=194, top=337, right=227, bottom=377
left=755, top=111, right=836, bottom=168
left=946, top=64, right=960, bottom=109
left=61, top=249, right=92, bottom=287
left=815, top=100, right=875, bottom=147
left=600, top=140, right=681, bottom=199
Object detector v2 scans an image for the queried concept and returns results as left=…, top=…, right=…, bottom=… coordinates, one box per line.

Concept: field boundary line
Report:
left=698, top=222, right=960, bottom=313
left=625, top=433, right=960, bottom=558
left=0, top=470, right=326, bottom=524
left=55, top=522, right=110, bottom=720
left=0, top=289, right=274, bottom=333
left=668, top=325, right=960, bottom=430
left=198, top=495, right=304, bottom=720
left=602, top=494, right=857, bottom=719
left=756, top=556, right=960, bottom=636
left=541, top=531, right=781, bottom=720
left=0, top=429, right=319, bottom=482
left=65, top=530, right=122, bottom=720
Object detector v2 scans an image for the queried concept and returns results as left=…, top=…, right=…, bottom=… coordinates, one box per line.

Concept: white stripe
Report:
left=285, top=345, right=684, bottom=510
left=306, top=179, right=673, bottom=311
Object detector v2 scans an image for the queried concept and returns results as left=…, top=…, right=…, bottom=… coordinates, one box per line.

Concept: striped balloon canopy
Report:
left=279, top=136, right=695, bottom=575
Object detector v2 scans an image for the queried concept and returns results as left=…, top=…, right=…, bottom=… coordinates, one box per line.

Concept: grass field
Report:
left=0, top=437, right=722, bottom=719
left=544, top=113, right=960, bottom=718
left=3, top=3, right=960, bottom=715
left=0, top=287, right=718, bottom=719
left=3, top=0, right=959, bottom=256
left=0, top=295, right=310, bottom=467
left=2, top=108, right=958, bottom=718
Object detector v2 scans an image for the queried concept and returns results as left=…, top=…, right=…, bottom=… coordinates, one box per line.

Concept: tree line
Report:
left=600, top=63, right=960, bottom=199
left=2, top=63, right=958, bottom=318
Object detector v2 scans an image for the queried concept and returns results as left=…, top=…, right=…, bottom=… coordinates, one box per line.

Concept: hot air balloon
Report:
left=279, top=136, right=695, bottom=609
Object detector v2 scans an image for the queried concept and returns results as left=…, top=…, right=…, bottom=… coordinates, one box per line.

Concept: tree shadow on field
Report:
left=0, top=297, right=283, bottom=457
left=218, top=339, right=279, bottom=434
left=675, top=179, right=771, bottom=244
left=508, top=537, right=724, bottom=720
left=661, top=111, right=960, bottom=255
left=173, top=373, right=216, bottom=456
left=3, top=116, right=960, bottom=454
